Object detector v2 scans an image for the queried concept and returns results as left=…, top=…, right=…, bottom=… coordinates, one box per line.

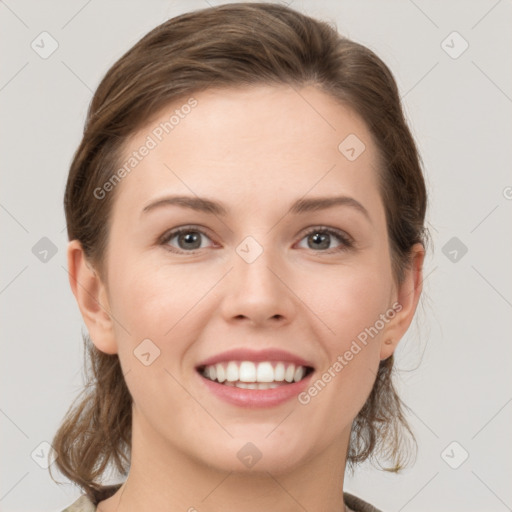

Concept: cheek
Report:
left=306, top=260, right=392, bottom=347
left=109, top=259, right=192, bottom=336
left=108, top=260, right=214, bottom=377
left=106, top=264, right=200, bottom=420
left=297, top=258, right=393, bottom=421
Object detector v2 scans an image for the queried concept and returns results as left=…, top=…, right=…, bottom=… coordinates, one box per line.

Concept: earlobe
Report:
left=380, top=337, right=396, bottom=361
left=380, top=243, right=425, bottom=361
left=67, top=240, right=118, bottom=355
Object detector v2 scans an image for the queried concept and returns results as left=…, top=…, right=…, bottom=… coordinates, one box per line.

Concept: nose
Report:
left=219, top=242, right=296, bottom=328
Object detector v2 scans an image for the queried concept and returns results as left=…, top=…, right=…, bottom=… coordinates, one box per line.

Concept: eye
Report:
left=296, top=226, right=353, bottom=253
left=159, top=225, right=353, bottom=255
left=160, top=226, right=215, bottom=253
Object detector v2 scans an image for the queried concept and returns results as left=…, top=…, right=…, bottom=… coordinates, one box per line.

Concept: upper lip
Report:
left=196, top=348, right=315, bottom=369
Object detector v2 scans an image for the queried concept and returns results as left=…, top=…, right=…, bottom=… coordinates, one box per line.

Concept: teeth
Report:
left=284, top=364, right=296, bottom=383
left=201, top=361, right=310, bottom=385
left=274, top=362, right=285, bottom=381
left=293, top=366, right=305, bottom=382
left=226, top=361, right=239, bottom=382
left=258, top=382, right=280, bottom=389
left=230, top=382, right=281, bottom=390
left=239, top=361, right=256, bottom=382
left=235, top=382, right=256, bottom=389
left=216, top=363, right=226, bottom=383
left=256, top=362, right=274, bottom=382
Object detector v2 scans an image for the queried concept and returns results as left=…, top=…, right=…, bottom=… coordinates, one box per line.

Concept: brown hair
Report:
left=50, top=2, right=428, bottom=504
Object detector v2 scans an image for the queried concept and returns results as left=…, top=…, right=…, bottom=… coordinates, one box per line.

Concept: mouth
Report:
left=196, top=361, right=315, bottom=390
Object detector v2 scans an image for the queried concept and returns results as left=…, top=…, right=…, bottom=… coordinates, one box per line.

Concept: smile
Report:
left=198, top=361, right=314, bottom=389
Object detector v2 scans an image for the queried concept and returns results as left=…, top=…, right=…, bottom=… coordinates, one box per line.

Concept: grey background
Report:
left=1, top=1, right=511, bottom=511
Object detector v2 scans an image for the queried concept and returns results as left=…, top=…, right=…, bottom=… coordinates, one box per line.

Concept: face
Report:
left=72, top=84, right=422, bottom=475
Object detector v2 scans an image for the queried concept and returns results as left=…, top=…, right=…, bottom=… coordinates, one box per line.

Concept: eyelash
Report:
left=158, top=225, right=354, bottom=255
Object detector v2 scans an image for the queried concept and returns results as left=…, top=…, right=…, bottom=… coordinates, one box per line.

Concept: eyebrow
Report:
left=141, top=194, right=371, bottom=222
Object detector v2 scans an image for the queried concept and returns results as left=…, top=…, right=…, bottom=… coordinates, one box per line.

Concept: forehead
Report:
left=111, top=84, right=383, bottom=220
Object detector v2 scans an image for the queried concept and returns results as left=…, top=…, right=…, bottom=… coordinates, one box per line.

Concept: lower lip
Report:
left=197, top=371, right=314, bottom=408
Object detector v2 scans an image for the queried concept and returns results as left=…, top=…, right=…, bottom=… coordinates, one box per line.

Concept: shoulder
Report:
left=59, top=483, right=122, bottom=511
left=344, top=491, right=383, bottom=512
left=61, top=490, right=380, bottom=512
left=59, top=494, right=96, bottom=512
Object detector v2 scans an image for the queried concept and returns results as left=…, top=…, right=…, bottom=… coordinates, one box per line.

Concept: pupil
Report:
left=180, top=232, right=200, bottom=249
left=310, top=232, right=329, bottom=250
left=177, top=231, right=330, bottom=251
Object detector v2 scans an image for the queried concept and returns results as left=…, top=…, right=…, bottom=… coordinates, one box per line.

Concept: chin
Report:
left=191, top=430, right=312, bottom=475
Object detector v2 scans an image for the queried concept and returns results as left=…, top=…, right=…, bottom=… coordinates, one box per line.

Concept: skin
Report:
left=68, top=85, right=424, bottom=512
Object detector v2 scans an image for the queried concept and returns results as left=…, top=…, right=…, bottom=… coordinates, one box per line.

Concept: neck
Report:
left=99, top=407, right=352, bottom=512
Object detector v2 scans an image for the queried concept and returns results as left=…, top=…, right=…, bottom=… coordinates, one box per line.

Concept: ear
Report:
left=67, top=239, right=118, bottom=355
left=380, top=243, right=425, bottom=361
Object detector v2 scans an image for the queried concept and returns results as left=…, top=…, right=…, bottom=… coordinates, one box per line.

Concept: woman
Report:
left=51, top=3, right=428, bottom=511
